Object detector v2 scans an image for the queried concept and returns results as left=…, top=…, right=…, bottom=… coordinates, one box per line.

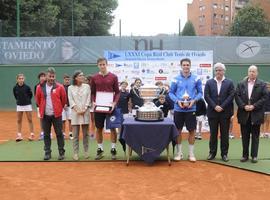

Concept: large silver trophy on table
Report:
left=135, top=85, right=164, bottom=122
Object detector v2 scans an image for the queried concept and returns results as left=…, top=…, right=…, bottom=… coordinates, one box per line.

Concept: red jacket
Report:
left=35, top=82, right=66, bottom=118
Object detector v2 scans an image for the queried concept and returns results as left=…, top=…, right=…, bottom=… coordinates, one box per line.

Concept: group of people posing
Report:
left=13, top=57, right=269, bottom=163
left=170, top=58, right=269, bottom=163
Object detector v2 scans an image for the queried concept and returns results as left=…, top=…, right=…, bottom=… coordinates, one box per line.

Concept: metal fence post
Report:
left=0, top=20, right=2, bottom=36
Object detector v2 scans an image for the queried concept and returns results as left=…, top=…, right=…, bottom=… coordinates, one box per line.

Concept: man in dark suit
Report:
left=204, top=63, right=235, bottom=162
left=235, top=65, right=268, bottom=163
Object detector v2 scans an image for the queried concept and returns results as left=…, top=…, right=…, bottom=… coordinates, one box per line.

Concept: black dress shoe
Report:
left=222, top=155, right=229, bottom=162
left=58, top=154, right=65, bottom=160
left=44, top=153, right=51, bottom=161
left=240, top=157, right=249, bottom=162
left=207, top=154, right=215, bottom=160
left=251, top=157, right=258, bottom=163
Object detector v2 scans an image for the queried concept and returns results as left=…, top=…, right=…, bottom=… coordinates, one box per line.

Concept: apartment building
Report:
left=187, top=0, right=248, bottom=36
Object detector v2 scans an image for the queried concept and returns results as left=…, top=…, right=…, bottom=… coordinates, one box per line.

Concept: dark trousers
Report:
left=42, top=115, right=65, bottom=155
left=240, top=117, right=260, bottom=158
left=208, top=115, right=230, bottom=157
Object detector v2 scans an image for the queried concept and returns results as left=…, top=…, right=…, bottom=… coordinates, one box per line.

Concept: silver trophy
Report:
left=135, top=85, right=164, bottom=121
left=180, top=90, right=191, bottom=108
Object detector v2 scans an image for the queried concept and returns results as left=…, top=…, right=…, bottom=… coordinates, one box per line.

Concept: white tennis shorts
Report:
left=17, top=105, right=32, bottom=112
left=196, top=115, right=204, bottom=122
left=62, top=107, right=71, bottom=121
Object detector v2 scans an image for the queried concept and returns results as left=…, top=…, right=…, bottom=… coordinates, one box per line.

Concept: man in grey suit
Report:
left=204, top=63, right=235, bottom=162
left=235, top=65, right=268, bottom=163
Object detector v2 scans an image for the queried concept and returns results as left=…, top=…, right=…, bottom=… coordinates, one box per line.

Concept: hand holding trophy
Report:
left=180, top=90, right=191, bottom=108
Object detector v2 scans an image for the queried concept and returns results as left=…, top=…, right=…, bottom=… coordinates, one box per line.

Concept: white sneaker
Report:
left=69, top=133, right=74, bottom=140
left=16, top=134, right=23, bottom=142
left=229, top=133, right=235, bottom=139
left=73, top=154, right=79, bottom=161
left=174, top=152, right=184, bottom=161
left=84, top=152, right=89, bottom=159
left=28, top=133, right=35, bottom=141
left=196, top=134, right=202, bottom=140
left=265, top=133, right=270, bottom=138
left=188, top=154, right=196, bottom=162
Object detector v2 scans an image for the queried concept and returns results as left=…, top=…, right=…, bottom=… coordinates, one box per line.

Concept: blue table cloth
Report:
left=120, top=118, right=178, bottom=164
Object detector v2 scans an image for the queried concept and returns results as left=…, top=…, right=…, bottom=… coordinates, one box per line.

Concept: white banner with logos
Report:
left=105, top=50, right=213, bottom=86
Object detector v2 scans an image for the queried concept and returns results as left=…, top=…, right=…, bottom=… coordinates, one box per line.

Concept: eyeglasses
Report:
left=215, top=69, right=224, bottom=72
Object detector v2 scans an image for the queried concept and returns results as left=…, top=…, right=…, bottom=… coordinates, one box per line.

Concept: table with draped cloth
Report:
left=120, top=118, right=178, bottom=165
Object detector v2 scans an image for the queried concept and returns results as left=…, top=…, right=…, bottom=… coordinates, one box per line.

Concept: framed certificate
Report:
left=94, top=92, right=114, bottom=113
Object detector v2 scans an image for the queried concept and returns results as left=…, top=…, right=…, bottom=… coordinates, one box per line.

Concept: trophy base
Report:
left=135, top=117, right=164, bottom=122
left=135, top=109, right=164, bottom=122
left=180, top=101, right=191, bottom=108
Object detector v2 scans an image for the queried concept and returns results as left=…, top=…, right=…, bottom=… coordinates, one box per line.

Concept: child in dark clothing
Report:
left=34, top=71, right=46, bottom=140
left=195, top=98, right=207, bottom=140
left=62, top=74, right=73, bottom=140
left=154, top=95, right=170, bottom=118
left=164, top=83, right=174, bottom=118
left=260, top=83, right=270, bottom=138
left=117, top=81, right=131, bottom=118
left=13, top=74, right=35, bottom=142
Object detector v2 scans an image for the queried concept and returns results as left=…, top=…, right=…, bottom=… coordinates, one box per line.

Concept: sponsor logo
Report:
left=62, top=41, right=74, bottom=60
left=107, top=52, right=121, bottom=60
left=131, top=70, right=140, bottom=75
left=134, top=62, right=140, bottom=68
left=141, top=146, right=156, bottom=155
left=199, top=63, right=211, bottom=68
left=110, top=116, right=116, bottom=122
left=115, top=63, right=123, bottom=67
left=236, top=40, right=261, bottom=58
left=155, top=77, right=167, bottom=81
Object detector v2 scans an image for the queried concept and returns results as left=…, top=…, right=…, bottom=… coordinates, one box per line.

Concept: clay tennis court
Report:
left=1, top=111, right=270, bottom=200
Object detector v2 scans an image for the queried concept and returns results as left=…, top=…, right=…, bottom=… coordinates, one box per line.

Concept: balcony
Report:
left=235, top=0, right=248, bottom=9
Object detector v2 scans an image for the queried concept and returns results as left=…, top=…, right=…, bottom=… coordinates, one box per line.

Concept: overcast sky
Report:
left=110, top=0, right=193, bottom=36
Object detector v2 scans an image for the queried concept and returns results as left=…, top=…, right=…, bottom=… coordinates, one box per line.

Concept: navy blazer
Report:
left=204, top=78, right=235, bottom=118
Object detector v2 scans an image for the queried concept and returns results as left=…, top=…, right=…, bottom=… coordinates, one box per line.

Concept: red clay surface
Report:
left=1, top=162, right=270, bottom=200
left=0, top=111, right=269, bottom=200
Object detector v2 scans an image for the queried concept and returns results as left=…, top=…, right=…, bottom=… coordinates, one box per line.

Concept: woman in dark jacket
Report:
left=260, top=83, right=270, bottom=138
left=13, top=74, right=34, bottom=142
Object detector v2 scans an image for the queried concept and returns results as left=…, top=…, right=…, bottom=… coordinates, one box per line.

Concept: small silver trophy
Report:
left=180, top=90, right=191, bottom=108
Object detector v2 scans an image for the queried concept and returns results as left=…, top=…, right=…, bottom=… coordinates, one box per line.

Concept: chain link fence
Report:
left=0, top=19, right=110, bottom=36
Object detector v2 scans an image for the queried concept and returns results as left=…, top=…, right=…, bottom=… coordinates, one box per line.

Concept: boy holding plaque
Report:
left=91, top=58, right=120, bottom=160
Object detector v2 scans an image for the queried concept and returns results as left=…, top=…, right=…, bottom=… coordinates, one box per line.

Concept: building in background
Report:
left=187, top=0, right=249, bottom=36
left=250, top=0, right=270, bottom=20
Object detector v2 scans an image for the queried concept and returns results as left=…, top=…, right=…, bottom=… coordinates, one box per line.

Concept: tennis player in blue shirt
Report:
left=169, top=58, right=202, bottom=162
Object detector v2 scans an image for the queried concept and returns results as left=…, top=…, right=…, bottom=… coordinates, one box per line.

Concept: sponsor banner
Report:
left=0, top=37, right=58, bottom=64
left=1, top=36, right=270, bottom=64
left=105, top=50, right=213, bottom=86
left=105, top=50, right=213, bottom=132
